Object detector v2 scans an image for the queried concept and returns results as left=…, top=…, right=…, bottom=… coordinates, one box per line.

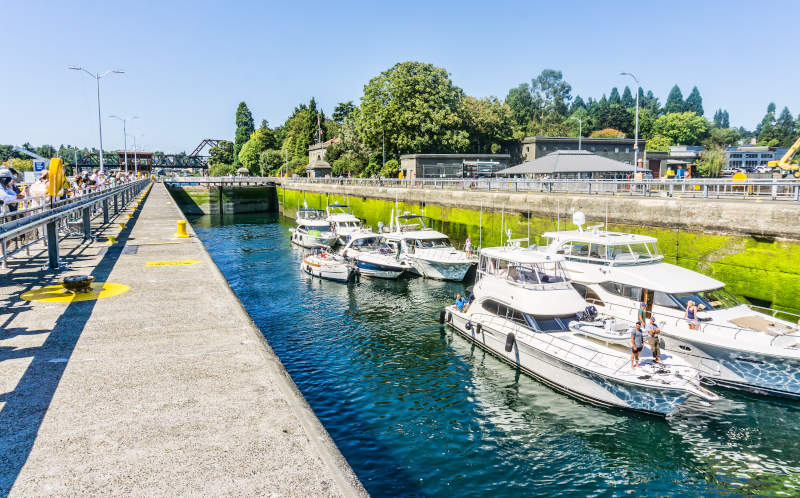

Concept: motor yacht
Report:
left=289, top=207, right=337, bottom=248
left=543, top=212, right=800, bottom=398
left=326, top=203, right=371, bottom=245
left=442, top=241, right=718, bottom=416
left=301, top=247, right=357, bottom=283
left=383, top=212, right=474, bottom=281
left=340, top=232, right=410, bottom=279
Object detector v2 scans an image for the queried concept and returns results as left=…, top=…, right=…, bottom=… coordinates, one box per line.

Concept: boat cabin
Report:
left=544, top=229, right=662, bottom=266
left=296, top=208, right=326, bottom=221
left=478, top=246, right=570, bottom=290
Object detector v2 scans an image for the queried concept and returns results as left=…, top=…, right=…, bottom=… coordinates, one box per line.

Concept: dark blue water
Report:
left=191, top=213, right=800, bottom=497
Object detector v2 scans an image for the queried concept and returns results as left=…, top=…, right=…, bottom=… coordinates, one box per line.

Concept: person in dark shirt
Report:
left=630, top=322, right=644, bottom=369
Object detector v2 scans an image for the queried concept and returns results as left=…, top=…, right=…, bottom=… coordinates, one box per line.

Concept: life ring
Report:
left=476, top=323, right=482, bottom=335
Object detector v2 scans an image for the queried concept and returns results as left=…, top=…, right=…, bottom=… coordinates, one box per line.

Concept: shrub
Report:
left=589, top=128, right=626, bottom=138
left=209, top=163, right=235, bottom=176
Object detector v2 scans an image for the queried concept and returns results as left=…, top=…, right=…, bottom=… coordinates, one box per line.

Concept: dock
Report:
left=0, top=183, right=364, bottom=496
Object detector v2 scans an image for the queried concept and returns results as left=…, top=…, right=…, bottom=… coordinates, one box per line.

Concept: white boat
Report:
left=300, top=248, right=356, bottom=283
left=326, top=203, right=372, bottom=245
left=289, top=207, right=337, bottom=248
left=543, top=212, right=800, bottom=399
left=383, top=212, right=474, bottom=281
left=443, top=241, right=718, bottom=416
left=340, top=232, right=410, bottom=279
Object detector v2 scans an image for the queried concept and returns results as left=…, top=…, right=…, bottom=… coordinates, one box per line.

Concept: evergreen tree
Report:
left=756, top=103, right=778, bottom=145
left=643, top=90, right=660, bottom=114
left=621, top=86, right=635, bottom=108
left=234, top=102, right=254, bottom=166
left=713, top=109, right=730, bottom=128
left=775, top=107, right=796, bottom=147
left=684, top=86, right=704, bottom=116
left=570, top=95, right=586, bottom=113
left=608, top=87, right=621, bottom=105
left=664, top=85, right=684, bottom=114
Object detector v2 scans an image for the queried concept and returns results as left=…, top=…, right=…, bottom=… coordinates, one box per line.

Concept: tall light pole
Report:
left=68, top=66, right=124, bottom=171
left=110, top=115, right=138, bottom=173
left=569, top=116, right=583, bottom=150
left=620, top=72, right=640, bottom=173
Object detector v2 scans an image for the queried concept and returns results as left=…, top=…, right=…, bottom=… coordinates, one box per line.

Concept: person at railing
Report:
left=646, top=317, right=661, bottom=363
left=0, top=167, right=25, bottom=215
left=455, top=293, right=467, bottom=312
left=29, top=169, right=49, bottom=204
left=684, top=300, right=699, bottom=330
left=465, top=236, right=473, bottom=258
left=630, top=322, right=644, bottom=369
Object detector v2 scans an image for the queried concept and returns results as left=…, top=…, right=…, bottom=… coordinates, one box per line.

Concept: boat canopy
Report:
left=602, top=262, right=724, bottom=294
left=544, top=230, right=662, bottom=265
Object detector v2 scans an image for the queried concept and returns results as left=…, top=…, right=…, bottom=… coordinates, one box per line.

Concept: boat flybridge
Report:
left=326, top=203, right=371, bottom=245
left=383, top=211, right=474, bottom=281
left=442, top=239, right=718, bottom=416
left=289, top=207, right=337, bottom=248
left=543, top=212, right=800, bottom=398
left=340, top=232, right=411, bottom=279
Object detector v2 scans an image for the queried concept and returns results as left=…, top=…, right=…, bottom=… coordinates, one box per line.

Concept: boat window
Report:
left=524, top=314, right=576, bottom=332
left=628, top=243, right=653, bottom=259
left=588, top=244, right=608, bottom=260
left=572, top=283, right=605, bottom=306
left=600, top=281, right=643, bottom=300
left=672, top=288, right=742, bottom=311
left=570, top=243, right=590, bottom=258
left=417, top=238, right=451, bottom=249
left=653, top=291, right=681, bottom=309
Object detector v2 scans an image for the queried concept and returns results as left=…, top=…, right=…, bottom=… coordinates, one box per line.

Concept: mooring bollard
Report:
left=119, top=222, right=126, bottom=229
left=174, top=220, right=190, bottom=238
left=107, top=235, right=117, bottom=245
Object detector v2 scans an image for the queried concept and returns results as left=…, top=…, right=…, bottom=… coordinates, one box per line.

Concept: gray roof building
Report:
left=497, top=150, right=650, bottom=179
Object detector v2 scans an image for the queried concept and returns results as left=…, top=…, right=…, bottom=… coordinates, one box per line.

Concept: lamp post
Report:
left=569, top=116, right=583, bottom=150
left=110, top=115, right=138, bottom=173
left=68, top=66, right=124, bottom=171
left=620, top=72, right=640, bottom=173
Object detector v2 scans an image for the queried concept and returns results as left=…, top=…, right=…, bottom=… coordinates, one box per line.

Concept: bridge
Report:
left=62, top=139, right=224, bottom=169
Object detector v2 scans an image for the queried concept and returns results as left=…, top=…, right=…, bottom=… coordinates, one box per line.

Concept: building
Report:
left=520, top=136, right=645, bottom=164
left=725, top=145, right=787, bottom=170
left=306, top=138, right=340, bottom=178
left=399, top=153, right=511, bottom=179
left=496, top=150, right=650, bottom=179
left=117, top=151, right=153, bottom=172
left=643, top=146, right=704, bottom=178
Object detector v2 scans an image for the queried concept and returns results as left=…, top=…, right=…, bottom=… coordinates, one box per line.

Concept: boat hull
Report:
left=411, top=258, right=472, bottom=281
left=446, top=310, right=693, bottom=416
left=301, top=260, right=353, bottom=283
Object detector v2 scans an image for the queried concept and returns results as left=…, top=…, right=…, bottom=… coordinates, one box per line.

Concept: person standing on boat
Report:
left=465, top=236, right=473, bottom=258
left=630, top=322, right=644, bottom=369
left=637, top=301, right=648, bottom=327
left=646, top=317, right=661, bottom=363
left=684, top=300, right=699, bottom=330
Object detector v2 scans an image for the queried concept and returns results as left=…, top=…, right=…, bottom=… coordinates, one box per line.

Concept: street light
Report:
left=109, top=115, right=138, bottom=173
left=127, top=134, right=144, bottom=177
left=569, top=116, right=583, bottom=150
left=69, top=66, right=124, bottom=171
left=620, top=72, right=640, bottom=173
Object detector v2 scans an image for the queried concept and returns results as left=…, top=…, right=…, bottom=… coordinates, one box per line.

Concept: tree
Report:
left=380, top=158, right=400, bottom=178
left=608, top=87, right=621, bottom=106
left=696, top=146, right=726, bottom=177
left=596, top=105, right=633, bottom=136
left=530, top=69, right=572, bottom=121
left=706, top=127, right=740, bottom=148
left=209, top=163, right=235, bottom=176
left=713, top=109, right=730, bottom=128
left=209, top=140, right=234, bottom=165
left=234, top=102, right=254, bottom=166
left=684, top=86, right=703, bottom=116
left=652, top=112, right=710, bottom=145
left=621, top=86, right=635, bottom=108
left=664, top=85, right=684, bottom=114
left=646, top=134, right=672, bottom=151
left=506, top=83, right=535, bottom=128
left=775, top=107, right=796, bottom=147
left=642, top=89, right=660, bottom=114
left=756, top=103, right=778, bottom=145
left=359, top=61, right=469, bottom=157
left=462, top=96, right=514, bottom=153
left=332, top=101, right=355, bottom=123
left=237, top=135, right=261, bottom=170
left=258, top=149, right=284, bottom=175
left=590, top=128, right=626, bottom=138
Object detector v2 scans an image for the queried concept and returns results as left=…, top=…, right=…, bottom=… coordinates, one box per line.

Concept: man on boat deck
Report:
left=455, top=294, right=467, bottom=311
left=637, top=302, right=648, bottom=327
left=630, top=322, right=644, bottom=369
left=646, top=317, right=661, bottom=363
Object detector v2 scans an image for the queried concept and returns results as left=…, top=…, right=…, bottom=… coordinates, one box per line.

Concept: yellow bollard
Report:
left=174, top=220, right=190, bottom=238
left=127, top=214, right=133, bottom=219
left=119, top=222, right=126, bottom=229
left=107, top=235, right=117, bottom=245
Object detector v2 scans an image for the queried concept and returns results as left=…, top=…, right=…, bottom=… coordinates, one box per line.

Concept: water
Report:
left=190, top=213, right=800, bottom=497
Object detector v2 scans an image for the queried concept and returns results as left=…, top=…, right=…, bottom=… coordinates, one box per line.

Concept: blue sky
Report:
left=2, top=0, right=798, bottom=153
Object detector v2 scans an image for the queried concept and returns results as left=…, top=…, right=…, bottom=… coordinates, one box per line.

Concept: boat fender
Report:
left=446, top=311, right=452, bottom=323
left=439, top=309, right=446, bottom=324
left=476, top=323, right=482, bottom=335
left=505, top=332, right=515, bottom=352
left=465, top=321, right=472, bottom=330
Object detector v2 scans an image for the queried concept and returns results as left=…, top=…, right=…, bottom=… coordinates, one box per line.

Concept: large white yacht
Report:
left=289, top=207, right=337, bottom=248
left=340, top=232, right=410, bottom=279
left=326, top=203, right=371, bottom=245
left=543, top=212, right=800, bottom=398
left=383, top=212, right=474, bottom=281
left=443, top=241, right=718, bottom=416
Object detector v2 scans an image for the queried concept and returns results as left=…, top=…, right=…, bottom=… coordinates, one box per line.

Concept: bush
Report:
left=288, top=156, right=307, bottom=176
left=258, top=149, right=284, bottom=176
left=646, top=134, right=672, bottom=151
left=380, top=159, right=400, bottom=178
left=589, top=128, right=626, bottom=138
left=209, top=163, right=235, bottom=176
left=696, top=146, right=726, bottom=177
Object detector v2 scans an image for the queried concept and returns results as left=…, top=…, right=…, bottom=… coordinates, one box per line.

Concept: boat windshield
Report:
left=480, top=257, right=569, bottom=287
left=337, top=221, right=362, bottom=228
left=561, top=240, right=660, bottom=265
left=351, top=236, right=386, bottom=250
left=671, top=287, right=742, bottom=311
left=298, top=209, right=325, bottom=220
left=415, top=238, right=452, bottom=249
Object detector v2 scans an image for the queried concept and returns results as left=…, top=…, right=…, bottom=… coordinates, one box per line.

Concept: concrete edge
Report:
left=163, top=183, right=368, bottom=497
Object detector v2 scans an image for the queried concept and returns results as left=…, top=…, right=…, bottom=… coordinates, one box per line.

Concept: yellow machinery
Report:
left=768, top=136, right=800, bottom=177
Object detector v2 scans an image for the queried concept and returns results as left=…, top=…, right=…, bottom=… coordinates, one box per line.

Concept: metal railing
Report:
left=164, top=176, right=276, bottom=187
left=273, top=176, right=800, bottom=202
left=1, top=179, right=150, bottom=268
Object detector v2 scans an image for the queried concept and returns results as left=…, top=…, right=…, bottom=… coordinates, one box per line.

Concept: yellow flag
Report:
left=47, top=158, right=66, bottom=197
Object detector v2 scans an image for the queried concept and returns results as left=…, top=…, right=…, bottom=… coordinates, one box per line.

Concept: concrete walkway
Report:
left=0, top=183, right=364, bottom=496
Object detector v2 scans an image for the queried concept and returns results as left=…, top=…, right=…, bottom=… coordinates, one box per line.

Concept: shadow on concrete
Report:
left=0, top=186, right=150, bottom=496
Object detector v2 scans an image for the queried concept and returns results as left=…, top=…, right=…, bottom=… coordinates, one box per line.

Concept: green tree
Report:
left=684, top=86, right=704, bottom=116
left=462, top=96, right=514, bottom=153
left=234, top=102, right=254, bottom=166
left=380, top=158, right=400, bottom=178
left=664, top=85, right=684, bottom=114
left=237, top=134, right=261, bottom=170
left=706, top=127, right=741, bottom=148
left=608, top=87, right=621, bottom=106
left=359, top=61, right=469, bottom=157
left=209, top=163, right=235, bottom=176
left=696, top=146, right=726, bottom=177
left=756, top=103, right=778, bottom=145
left=642, top=89, right=661, bottom=114
left=775, top=107, right=796, bottom=147
left=332, top=101, right=355, bottom=123
left=258, top=149, right=284, bottom=175
left=652, top=112, right=710, bottom=145
left=646, top=134, right=672, bottom=151
left=530, top=69, right=572, bottom=121
left=621, top=86, right=635, bottom=108
left=208, top=140, right=234, bottom=165
left=505, top=83, right=535, bottom=128
left=713, top=109, right=730, bottom=128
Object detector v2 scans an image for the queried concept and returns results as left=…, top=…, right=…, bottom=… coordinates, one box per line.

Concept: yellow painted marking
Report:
left=21, top=282, right=130, bottom=303
left=145, top=259, right=201, bottom=267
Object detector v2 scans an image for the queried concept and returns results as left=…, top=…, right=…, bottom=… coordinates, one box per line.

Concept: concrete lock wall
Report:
left=278, top=184, right=800, bottom=315
left=167, top=185, right=277, bottom=215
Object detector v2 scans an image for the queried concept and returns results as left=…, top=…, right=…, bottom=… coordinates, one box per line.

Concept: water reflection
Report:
left=190, top=212, right=800, bottom=497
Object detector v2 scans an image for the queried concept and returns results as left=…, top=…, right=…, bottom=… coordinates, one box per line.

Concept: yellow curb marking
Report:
left=21, top=282, right=131, bottom=303
left=145, top=260, right=202, bottom=267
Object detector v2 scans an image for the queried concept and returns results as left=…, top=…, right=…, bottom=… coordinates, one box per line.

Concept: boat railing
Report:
left=747, top=304, right=800, bottom=323
left=585, top=298, right=799, bottom=347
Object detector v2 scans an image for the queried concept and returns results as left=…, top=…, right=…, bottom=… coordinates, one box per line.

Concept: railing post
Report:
left=83, top=207, right=92, bottom=240
left=703, top=185, right=708, bottom=198
left=46, top=220, right=59, bottom=269
left=114, top=193, right=119, bottom=214
left=102, top=199, right=109, bottom=223
left=669, top=183, right=674, bottom=197
left=795, top=185, right=800, bottom=203
left=772, top=181, right=778, bottom=201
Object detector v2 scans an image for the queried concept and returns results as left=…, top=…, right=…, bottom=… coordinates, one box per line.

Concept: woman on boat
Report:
left=684, top=300, right=699, bottom=330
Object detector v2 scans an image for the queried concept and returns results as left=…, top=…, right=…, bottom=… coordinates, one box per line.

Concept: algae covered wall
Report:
left=168, top=185, right=277, bottom=215
left=278, top=187, right=800, bottom=315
